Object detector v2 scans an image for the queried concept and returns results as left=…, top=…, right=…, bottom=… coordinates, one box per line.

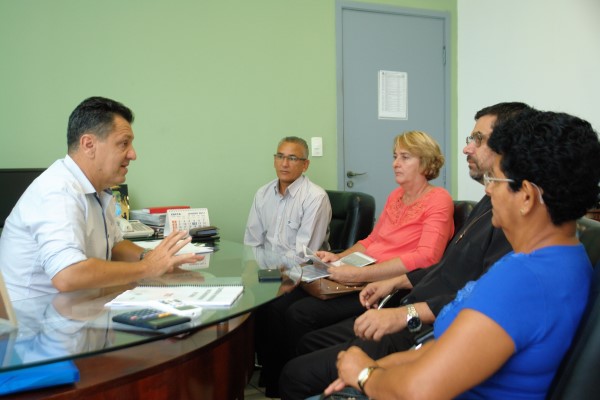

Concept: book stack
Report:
left=130, top=206, right=190, bottom=234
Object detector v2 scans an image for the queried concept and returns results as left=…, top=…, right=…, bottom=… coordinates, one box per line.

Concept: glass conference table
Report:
left=0, top=240, right=303, bottom=399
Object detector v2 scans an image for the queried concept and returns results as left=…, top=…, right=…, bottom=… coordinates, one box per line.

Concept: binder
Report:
left=142, top=206, right=190, bottom=214
left=0, top=360, right=79, bottom=395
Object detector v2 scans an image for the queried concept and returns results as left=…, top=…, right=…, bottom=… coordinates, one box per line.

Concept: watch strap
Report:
left=407, top=303, right=419, bottom=319
left=357, top=365, right=379, bottom=393
left=406, top=303, right=422, bottom=333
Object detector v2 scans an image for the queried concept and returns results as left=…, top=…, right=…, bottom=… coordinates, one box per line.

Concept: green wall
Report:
left=0, top=0, right=457, bottom=242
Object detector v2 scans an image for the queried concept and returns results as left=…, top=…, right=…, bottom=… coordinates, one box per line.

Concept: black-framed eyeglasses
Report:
left=466, top=132, right=486, bottom=147
left=274, top=153, right=307, bottom=163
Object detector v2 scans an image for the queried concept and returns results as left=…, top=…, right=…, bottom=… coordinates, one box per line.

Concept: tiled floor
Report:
left=244, top=368, right=279, bottom=400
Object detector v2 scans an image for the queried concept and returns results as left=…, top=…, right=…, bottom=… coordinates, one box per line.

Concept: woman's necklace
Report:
left=402, top=185, right=431, bottom=205
left=455, top=209, right=492, bottom=243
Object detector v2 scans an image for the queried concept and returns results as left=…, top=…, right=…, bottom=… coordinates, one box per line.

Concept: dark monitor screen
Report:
left=0, top=169, right=45, bottom=228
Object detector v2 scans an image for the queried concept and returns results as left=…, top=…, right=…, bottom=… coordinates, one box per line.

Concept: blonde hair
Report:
left=394, top=131, right=445, bottom=180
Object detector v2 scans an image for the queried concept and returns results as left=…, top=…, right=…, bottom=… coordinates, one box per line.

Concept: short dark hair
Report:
left=278, top=136, right=309, bottom=158
left=475, top=102, right=532, bottom=126
left=67, top=97, right=134, bottom=151
left=489, top=109, right=600, bottom=225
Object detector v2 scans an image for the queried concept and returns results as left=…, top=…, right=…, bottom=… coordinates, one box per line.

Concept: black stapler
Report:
left=189, top=225, right=219, bottom=242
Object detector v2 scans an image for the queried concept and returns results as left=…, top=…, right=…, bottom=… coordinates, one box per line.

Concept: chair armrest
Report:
left=377, top=289, right=410, bottom=309
left=378, top=290, right=398, bottom=309
left=413, top=326, right=434, bottom=348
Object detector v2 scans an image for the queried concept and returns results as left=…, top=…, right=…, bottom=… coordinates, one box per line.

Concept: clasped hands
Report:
left=324, top=346, right=379, bottom=396
left=353, top=279, right=407, bottom=341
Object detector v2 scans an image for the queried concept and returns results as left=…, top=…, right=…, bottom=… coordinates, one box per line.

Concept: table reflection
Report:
left=5, top=289, right=114, bottom=366
left=0, top=241, right=302, bottom=372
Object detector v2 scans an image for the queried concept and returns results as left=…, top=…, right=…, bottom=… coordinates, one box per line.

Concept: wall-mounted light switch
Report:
left=311, top=137, right=323, bottom=157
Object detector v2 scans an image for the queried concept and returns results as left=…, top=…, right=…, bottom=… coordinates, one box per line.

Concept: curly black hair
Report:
left=488, top=109, right=600, bottom=225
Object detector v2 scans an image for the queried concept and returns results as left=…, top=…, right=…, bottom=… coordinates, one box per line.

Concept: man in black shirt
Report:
left=279, top=102, right=532, bottom=400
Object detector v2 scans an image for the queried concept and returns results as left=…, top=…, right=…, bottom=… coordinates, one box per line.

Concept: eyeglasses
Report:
left=483, top=172, right=545, bottom=204
left=274, top=153, right=307, bottom=163
left=483, top=172, right=514, bottom=187
left=529, top=182, right=545, bottom=204
left=466, top=132, right=486, bottom=147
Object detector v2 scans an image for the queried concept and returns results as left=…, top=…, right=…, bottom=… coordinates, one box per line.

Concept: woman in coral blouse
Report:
left=318, top=130, right=454, bottom=282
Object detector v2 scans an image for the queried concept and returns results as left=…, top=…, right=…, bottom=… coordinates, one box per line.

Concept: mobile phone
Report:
left=258, top=268, right=282, bottom=282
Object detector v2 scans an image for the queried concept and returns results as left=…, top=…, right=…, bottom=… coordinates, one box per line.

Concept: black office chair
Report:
left=547, top=217, right=600, bottom=399
left=575, top=217, right=600, bottom=268
left=326, top=190, right=376, bottom=253
left=452, top=200, right=477, bottom=235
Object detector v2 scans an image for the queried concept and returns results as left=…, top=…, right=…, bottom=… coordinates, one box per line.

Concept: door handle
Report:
left=346, top=171, right=367, bottom=178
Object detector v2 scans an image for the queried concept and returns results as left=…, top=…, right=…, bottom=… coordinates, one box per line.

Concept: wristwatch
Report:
left=357, top=365, right=379, bottom=393
left=139, top=248, right=152, bottom=260
left=406, top=304, right=422, bottom=333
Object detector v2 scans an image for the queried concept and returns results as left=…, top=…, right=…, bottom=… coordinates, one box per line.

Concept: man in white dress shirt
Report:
left=0, top=97, right=202, bottom=301
left=244, top=136, right=332, bottom=260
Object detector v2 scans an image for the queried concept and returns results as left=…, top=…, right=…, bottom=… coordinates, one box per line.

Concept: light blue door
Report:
left=336, top=2, right=451, bottom=219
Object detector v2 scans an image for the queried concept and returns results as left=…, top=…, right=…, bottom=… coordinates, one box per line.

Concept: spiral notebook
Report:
left=137, top=271, right=241, bottom=288
left=105, top=284, right=244, bottom=308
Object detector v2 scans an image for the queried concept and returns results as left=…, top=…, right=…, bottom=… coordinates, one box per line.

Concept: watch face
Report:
left=407, top=316, right=422, bottom=332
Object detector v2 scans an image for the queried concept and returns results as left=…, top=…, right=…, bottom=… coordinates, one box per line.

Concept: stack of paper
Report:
left=130, top=206, right=190, bottom=227
left=135, top=240, right=214, bottom=255
left=135, top=240, right=213, bottom=269
left=130, top=210, right=167, bottom=226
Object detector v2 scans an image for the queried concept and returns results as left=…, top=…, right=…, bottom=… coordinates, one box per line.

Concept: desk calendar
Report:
left=163, top=208, right=210, bottom=236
